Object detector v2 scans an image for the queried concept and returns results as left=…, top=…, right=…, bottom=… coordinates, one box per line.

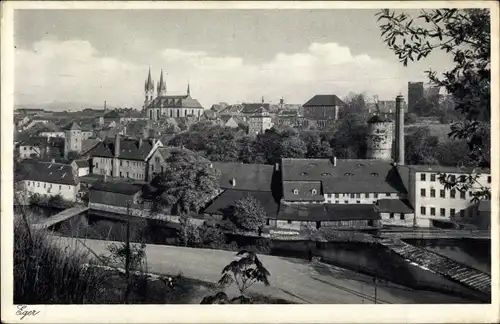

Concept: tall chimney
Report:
left=395, top=94, right=405, bottom=165
left=104, top=100, right=107, bottom=111
left=114, top=133, right=120, bottom=158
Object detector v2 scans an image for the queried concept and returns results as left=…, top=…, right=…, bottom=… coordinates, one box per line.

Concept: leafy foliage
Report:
left=376, top=8, right=491, bottom=200
left=201, top=250, right=271, bottom=304
left=147, top=150, right=220, bottom=215
left=232, top=196, right=267, bottom=233
left=279, top=136, right=307, bottom=159
left=178, top=215, right=202, bottom=247
left=404, top=127, right=439, bottom=165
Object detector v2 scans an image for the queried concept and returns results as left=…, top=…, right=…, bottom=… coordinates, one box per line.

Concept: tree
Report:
left=300, top=131, right=333, bottom=159
left=178, top=215, right=202, bottom=247
left=331, top=112, right=369, bottom=158
left=237, top=136, right=258, bottom=164
left=147, top=150, right=220, bottom=215
left=404, top=127, right=439, bottom=165
left=342, top=92, right=368, bottom=116
left=279, top=136, right=307, bottom=159
left=204, top=126, right=239, bottom=162
left=232, top=196, right=267, bottom=233
left=404, top=112, right=418, bottom=124
left=198, top=221, right=226, bottom=248
left=253, top=128, right=283, bottom=164
left=376, top=8, right=491, bottom=200
left=433, top=140, right=474, bottom=167
left=201, top=250, right=270, bottom=304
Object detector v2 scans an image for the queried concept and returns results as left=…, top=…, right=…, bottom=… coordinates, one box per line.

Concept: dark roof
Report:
left=74, top=159, right=90, bottom=168
left=103, top=111, right=121, bottom=118
left=276, top=204, right=380, bottom=221
left=241, top=103, right=270, bottom=114
left=20, top=136, right=64, bottom=147
left=79, top=174, right=147, bottom=186
left=81, top=139, right=102, bottom=155
left=88, top=136, right=155, bottom=160
left=281, top=158, right=407, bottom=194
left=376, top=199, right=414, bottom=213
left=203, top=189, right=279, bottom=217
left=211, top=162, right=274, bottom=191
left=20, top=161, right=78, bottom=185
left=303, top=95, right=344, bottom=107
left=146, top=95, right=203, bottom=109
left=63, top=121, right=81, bottom=131
left=34, top=122, right=62, bottom=133
left=155, top=146, right=199, bottom=161
left=90, top=181, right=143, bottom=195
left=367, top=114, right=393, bottom=124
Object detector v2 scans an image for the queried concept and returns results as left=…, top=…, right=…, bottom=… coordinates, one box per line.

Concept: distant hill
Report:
left=15, top=101, right=119, bottom=112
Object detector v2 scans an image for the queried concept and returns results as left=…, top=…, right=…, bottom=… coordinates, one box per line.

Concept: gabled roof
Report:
left=303, top=94, right=344, bottom=107
left=211, top=162, right=274, bottom=192
left=19, top=161, right=78, bottom=185
left=88, top=137, right=155, bottom=161
left=283, top=181, right=324, bottom=202
left=281, top=158, right=407, bottom=194
left=376, top=199, right=414, bottom=213
left=241, top=103, right=270, bottom=114
left=276, top=204, right=380, bottom=221
left=146, top=95, right=203, bottom=109
left=63, top=121, right=81, bottom=131
left=73, top=159, right=90, bottom=168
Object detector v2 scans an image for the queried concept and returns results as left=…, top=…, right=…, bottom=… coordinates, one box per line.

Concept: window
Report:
left=430, top=189, right=436, bottom=198
left=488, top=176, right=491, bottom=184
left=460, top=191, right=466, bottom=199
left=293, top=189, right=299, bottom=195
left=421, top=189, right=426, bottom=197
left=59, top=185, right=61, bottom=190
left=386, top=193, right=391, bottom=197
left=450, top=208, right=455, bottom=216
left=356, top=193, right=360, bottom=198
left=430, top=174, right=436, bottom=182
left=450, top=189, right=456, bottom=198
left=450, top=175, right=456, bottom=182
left=344, top=200, right=349, bottom=204
left=344, top=172, right=353, bottom=176
left=420, top=174, right=426, bottom=181
left=374, top=193, right=379, bottom=198
left=460, top=209, right=465, bottom=218
left=68, top=186, right=71, bottom=189
left=356, top=200, right=360, bottom=204
left=120, top=172, right=123, bottom=177
left=469, top=191, right=473, bottom=197
left=44, top=183, right=46, bottom=188
left=287, top=220, right=292, bottom=224
left=350, top=193, right=355, bottom=198
left=311, top=189, right=317, bottom=195
left=321, top=172, right=332, bottom=176
left=127, top=172, right=129, bottom=178
left=334, top=193, right=339, bottom=198
left=400, top=213, right=405, bottom=220
left=389, top=213, right=394, bottom=219
left=421, top=206, right=426, bottom=215
left=430, top=207, right=436, bottom=216
left=334, top=200, right=339, bottom=204
left=300, top=172, right=308, bottom=176
left=365, top=193, right=370, bottom=198
left=460, top=175, right=466, bottom=182
left=370, top=172, right=379, bottom=177
left=440, top=190, right=445, bottom=198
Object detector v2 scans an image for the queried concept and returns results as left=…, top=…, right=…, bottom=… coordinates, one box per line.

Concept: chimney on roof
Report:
left=231, top=177, right=236, bottom=187
left=104, top=173, right=107, bottom=183
left=138, top=137, right=143, bottom=149
left=275, top=162, right=280, bottom=172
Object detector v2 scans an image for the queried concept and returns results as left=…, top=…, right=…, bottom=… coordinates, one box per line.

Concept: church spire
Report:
left=187, top=81, right=191, bottom=98
left=145, top=67, right=154, bottom=92
left=157, top=69, right=166, bottom=96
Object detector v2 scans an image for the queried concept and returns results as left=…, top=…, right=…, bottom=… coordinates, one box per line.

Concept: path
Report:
left=32, top=205, right=89, bottom=230
left=50, top=235, right=477, bottom=304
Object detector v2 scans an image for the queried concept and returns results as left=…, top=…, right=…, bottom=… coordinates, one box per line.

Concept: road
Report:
left=51, top=235, right=476, bottom=304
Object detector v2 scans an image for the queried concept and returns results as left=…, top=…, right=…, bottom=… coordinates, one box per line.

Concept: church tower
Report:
left=157, top=69, right=167, bottom=96
left=144, top=67, right=155, bottom=109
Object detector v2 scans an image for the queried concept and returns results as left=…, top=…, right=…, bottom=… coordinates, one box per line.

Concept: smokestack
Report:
left=395, top=94, right=405, bottom=165
left=114, top=133, right=120, bottom=158
left=104, top=101, right=107, bottom=111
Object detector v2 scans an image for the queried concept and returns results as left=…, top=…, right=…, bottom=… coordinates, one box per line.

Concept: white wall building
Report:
left=248, top=107, right=273, bottom=135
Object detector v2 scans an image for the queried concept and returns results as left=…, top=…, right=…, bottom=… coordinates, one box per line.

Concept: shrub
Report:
left=13, top=215, right=108, bottom=304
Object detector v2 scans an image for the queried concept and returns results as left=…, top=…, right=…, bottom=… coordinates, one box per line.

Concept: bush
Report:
left=13, top=215, right=108, bottom=304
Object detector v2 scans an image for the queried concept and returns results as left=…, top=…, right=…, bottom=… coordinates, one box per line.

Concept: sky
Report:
left=14, top=9, right=455, bottom=110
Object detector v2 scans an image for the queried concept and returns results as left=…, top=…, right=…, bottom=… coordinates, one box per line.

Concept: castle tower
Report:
left=157, top=69, right=167, bottom=96
left=144, top=67, right=155, bottom=109
left=64, top=121, right=82, bottom=159
left=366, top=111, right=393, bottom=161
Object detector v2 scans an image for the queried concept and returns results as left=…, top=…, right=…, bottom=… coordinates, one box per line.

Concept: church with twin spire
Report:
left=143, top=68, right=204, bottom=121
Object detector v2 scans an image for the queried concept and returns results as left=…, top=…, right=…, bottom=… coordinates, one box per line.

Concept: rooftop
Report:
left=19, top=161, right=78, bottom=185
left=276, top=204, right=380, bottom=221
left=211, top=162, right=274, bottom=192
left=146, top=95, right=204, bottom=109
left=303, top=94, right=344, bottom=107
left=88, top=136, right=156, bottom=161
left=203, top=189, right=279, bottom=217
left=376, top=199, right=414, bottom=214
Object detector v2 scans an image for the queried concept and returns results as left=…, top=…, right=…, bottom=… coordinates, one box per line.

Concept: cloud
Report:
left=16, top=39, right=408, bottom=109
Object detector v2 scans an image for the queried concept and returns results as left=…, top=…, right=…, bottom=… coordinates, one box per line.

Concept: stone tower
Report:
left=366, top=113, right=394, bottom=161
left=64, top=121, right=82, bottom=159
left=144, top=67, right=155, bottom=109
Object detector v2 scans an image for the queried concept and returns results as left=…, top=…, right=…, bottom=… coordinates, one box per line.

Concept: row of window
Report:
left=26, top=181, right=72, bottom=190
left=420, top=206, right=456, bottom=217
left=98, top=169, right=144, bottom=179
left=331, top=200, right=377, bottom=204
left=420, top=173, right=491, bottom=184
left=326, top=193, right=396, bottom=199
left=420, top=188, right=471, bottom=199
left=119, top=160, right=144, bottom=167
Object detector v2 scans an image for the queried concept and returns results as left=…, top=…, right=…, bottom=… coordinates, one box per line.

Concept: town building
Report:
left=17, top=137, right=64, bottom=161
left=248, top=107, right=273, bottom=135
left=36, top=123, right=65, bottom=139
left=63, top=122, right=83, bottom=159
left=408, top=81, right=424, bottom=113
left=88, top=134, right=162, bottom=181
left=144, top=69, right=204, bottom=121
left=88, top=181, right=145, bottom=214
left=454, top=200, right=491, bottom=230
left=302, top=94, right=344, bottom=128
left=71, top=159, right=90, bottom=177
left=17, top=160, right=80, bottom=202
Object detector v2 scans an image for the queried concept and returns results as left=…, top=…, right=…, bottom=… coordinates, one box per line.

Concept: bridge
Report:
left=379, top=237, right=491, bottom=297
left=32, top=205, right=89, bottom=230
